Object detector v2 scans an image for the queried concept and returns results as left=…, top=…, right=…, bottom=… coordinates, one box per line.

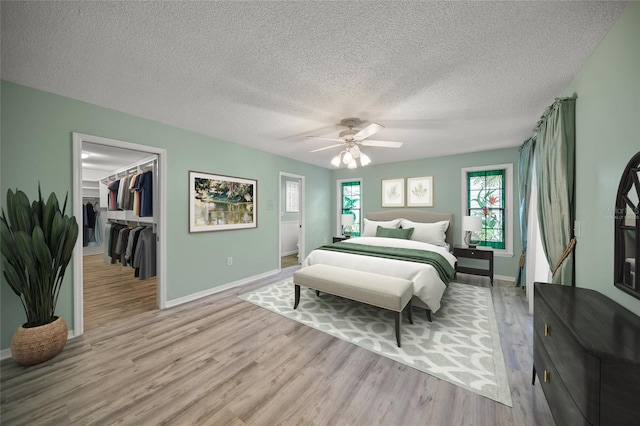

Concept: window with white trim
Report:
left=337, top=178, right=362, bottom=236
left=461, top=164, right=513, bottom=256
left=285, top=180, right=299, bottom=212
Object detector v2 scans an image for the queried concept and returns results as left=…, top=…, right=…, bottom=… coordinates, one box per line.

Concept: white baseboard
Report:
left=495, top=274, right=516, bottom=282
left=1, top=329, right=76, bottom=361
left=280, top=250, right=298, bottom=257
left=165, top=269, right=279, bottom=309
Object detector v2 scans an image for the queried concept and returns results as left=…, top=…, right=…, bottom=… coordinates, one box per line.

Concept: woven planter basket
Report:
left=11, top=316, right=68, bottom=366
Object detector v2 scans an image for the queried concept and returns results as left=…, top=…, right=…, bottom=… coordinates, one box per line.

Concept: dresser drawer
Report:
left=534, top=334, right=590, bottom=426
left=535, top=298, right=600, bottom=423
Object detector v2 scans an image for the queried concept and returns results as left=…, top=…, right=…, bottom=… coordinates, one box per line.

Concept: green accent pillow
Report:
left=376, top=226, right=414, bottom=240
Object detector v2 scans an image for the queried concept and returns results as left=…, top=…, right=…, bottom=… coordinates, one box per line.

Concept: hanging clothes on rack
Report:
left=82, top=200, right=100, bottom=247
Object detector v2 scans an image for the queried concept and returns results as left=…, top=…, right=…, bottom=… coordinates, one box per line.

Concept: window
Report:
left=462, top=164, right=513, bottom=255
left=285, top=180, right=299, bottom=212
left=338, top=179, right=362, bottom=236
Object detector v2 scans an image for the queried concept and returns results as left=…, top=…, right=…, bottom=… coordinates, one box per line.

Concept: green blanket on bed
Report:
left=316, top=242, right=456, bottom=285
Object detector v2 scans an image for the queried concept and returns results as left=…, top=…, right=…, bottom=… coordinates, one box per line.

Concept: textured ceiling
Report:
left=1, top=1, right=627, bottom=168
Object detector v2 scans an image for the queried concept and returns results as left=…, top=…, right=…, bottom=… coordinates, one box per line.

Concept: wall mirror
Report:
left=614, top=150, right=640, bottom=299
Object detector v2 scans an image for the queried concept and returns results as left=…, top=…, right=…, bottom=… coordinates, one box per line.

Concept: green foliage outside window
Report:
left=467, top=170, right=505, bottom=249
left=342, top=181, right=361, bottom=236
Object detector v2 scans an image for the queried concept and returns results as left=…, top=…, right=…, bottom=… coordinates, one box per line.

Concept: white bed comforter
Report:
left=301, top=237, right=457, bottom=313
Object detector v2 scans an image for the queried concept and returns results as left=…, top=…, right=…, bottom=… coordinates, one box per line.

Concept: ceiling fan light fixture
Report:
left=360, top=153, right=371, bottom=166
left=331, top=153, right=342, bottom=167
left=347, top=159, right=357, bottom=169
left=351, top=145, right=361, bottom=158
left=343, top=150, right=353, bottom=164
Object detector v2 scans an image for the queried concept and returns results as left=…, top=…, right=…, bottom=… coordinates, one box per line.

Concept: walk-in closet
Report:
left=81, top=142, right=159, bottom=331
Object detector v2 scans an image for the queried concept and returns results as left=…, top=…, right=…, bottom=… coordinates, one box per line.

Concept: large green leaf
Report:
left=14, top=231, right=37, bottom=279
left=59, top=217, right=78, bottom=265
left=32, top=227, right=53, bottom=268
left=43, top=192, right=58, bottom=244
left=0, top=219, right=20, bottom=265
left=14, top=191, right=33, bottom=234
left=49, top=211, right=64, bottom=258
left=3, top=260, right=25, bottom=296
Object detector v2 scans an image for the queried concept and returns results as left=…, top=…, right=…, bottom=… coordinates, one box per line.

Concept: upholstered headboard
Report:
left=366, top=210, right=454, bottom=249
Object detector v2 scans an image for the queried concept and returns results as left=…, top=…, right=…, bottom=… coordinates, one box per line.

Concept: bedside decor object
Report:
left=382, top=178, right=404, bottom=207
left=189, top=171, right=257, bottom=232
left=407, top=176, right=433, bottom=207
left=341, top=213, right=354, bottom=236
left=462, top=215, right=482, bottom=247
left=453, top=245, right=494, bottom=286
left=1, top=185, right=79, bottom=365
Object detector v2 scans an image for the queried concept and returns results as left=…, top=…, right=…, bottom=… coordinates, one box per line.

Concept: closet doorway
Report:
left=72, top=133, right=167, bottom=336
left=279, top=172, right=305, bottom=269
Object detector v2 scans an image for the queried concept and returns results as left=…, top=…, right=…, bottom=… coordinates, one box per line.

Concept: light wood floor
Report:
left=1, top=270, right=554, bottom=425
left=83, top=253, right=157, bottom=331
left=281, top=253, right=299, bottom=269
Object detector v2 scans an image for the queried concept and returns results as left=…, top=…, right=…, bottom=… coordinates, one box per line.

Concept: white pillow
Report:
left=399, top=219, right=450, bottom=247
left=362, top=218, right=401, bottom=237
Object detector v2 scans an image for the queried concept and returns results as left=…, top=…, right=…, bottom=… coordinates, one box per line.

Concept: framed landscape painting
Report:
left=189, top=171, right=257, bottom=232
left=382, top=178, right=405, bottom=207
left=407, top=176, right=433, bottom=207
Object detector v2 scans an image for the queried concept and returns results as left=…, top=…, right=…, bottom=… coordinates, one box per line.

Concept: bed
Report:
left=301, top=210, right=457, bottom=319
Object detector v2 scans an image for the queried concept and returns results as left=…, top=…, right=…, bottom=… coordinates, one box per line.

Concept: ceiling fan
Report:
left=307, top=118, right=403, bottom=168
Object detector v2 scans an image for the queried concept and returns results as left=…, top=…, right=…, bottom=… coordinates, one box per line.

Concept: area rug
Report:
left=239, top=279, right=512, bottom=406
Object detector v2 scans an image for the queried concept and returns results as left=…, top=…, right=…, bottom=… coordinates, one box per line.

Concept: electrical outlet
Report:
left=227, top=257, right=233, bottom=266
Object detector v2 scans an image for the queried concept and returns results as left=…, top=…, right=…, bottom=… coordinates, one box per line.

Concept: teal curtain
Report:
left=535, top=97, right=577, bottom=285
left=516, top=137, right=536, bottom=287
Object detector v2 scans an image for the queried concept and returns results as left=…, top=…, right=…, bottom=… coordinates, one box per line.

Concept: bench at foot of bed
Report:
left=293, top=264, right=414, bottom=347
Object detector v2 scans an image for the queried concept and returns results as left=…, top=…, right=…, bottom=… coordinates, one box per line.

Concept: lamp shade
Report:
left=341, top=214, right=355, bottom=226
left=462, top=215, right=482, bottom=232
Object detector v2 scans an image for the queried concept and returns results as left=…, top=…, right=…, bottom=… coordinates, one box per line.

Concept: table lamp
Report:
left=462, top=215, right=482, bottom=248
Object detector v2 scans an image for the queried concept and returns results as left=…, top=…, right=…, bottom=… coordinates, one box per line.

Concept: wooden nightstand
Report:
left=453, top=245, right=494, bottom=286
left=332, top=236, right=351, bottom=243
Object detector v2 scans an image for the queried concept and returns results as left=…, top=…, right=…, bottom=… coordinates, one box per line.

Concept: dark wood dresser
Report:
left=534, top=283, right=640, bottom=425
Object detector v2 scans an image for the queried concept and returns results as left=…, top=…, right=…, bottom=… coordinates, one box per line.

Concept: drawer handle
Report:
left=543, top=370, right=551, bottom=383
left=544, top=324, right=551, bottom=336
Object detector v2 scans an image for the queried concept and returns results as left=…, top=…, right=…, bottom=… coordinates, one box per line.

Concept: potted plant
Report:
left=1, top=185, right=78, bottom=365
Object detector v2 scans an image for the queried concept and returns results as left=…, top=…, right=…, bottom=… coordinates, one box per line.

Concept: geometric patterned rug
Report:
left=239, top=279, right=513, bottom=406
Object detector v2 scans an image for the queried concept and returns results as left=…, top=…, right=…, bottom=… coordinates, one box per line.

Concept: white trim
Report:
left=494, top=274, right=516, bottom=283
left=279, top=172, right=305, bottom=270
left=460, top=163, right=514, bottom=257
left=165, top=269, right=279, bottom=308
left=281, top=249, right=298, bottom=256
left=1, top=330, right=77, bottom=361
left=336, top=178, right=363, bottom=236
left=72, top=132, right=168, bottom=338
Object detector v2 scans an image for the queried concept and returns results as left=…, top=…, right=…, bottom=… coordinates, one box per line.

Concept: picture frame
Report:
left=189, top=171, right=257, bottom=232
left=381, top=178, right=405, bottom=207
left=407, top=176, right=434, bottom=207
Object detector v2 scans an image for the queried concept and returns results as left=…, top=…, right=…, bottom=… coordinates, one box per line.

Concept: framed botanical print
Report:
left=407, top=176, right=433, bottom=207
left=381, top=178, right=405, bottom=207
left=189, top=171, right=257, bottom=232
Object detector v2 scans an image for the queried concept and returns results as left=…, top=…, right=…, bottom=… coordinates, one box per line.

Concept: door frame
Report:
left=72, top=132, right=167, bottom=337
left=279, top=172, right=305, bottom=269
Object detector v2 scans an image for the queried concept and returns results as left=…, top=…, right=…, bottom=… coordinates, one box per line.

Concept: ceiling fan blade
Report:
left=306, top=136, right=344, bottom=142
left=354, top=123, right=384, bottom=141
left=360, top=140, right=403, bottom=148
left=310, top=143, right=345, bottom=153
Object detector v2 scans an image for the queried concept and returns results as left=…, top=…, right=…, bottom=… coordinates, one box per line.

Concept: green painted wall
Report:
left=330, top=147, right=521, bottom=278
left=0, top=81, right=331, bottom=350
left=560, top=2, right=640, bottom=315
